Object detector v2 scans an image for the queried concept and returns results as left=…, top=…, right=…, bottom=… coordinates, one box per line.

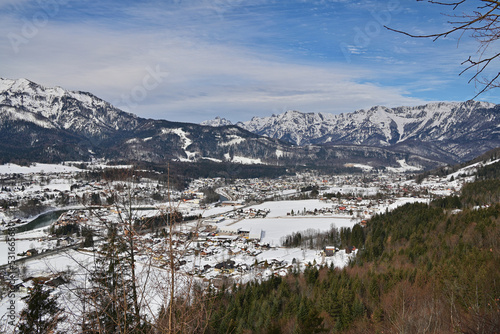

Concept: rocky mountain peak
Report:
left=0, top=77, right=140, bottom=138
left=235, top=101, right=500, bottom=162
left=201, top=116, right=233, bottom=127
left=1, top=78, right=498, bottom=167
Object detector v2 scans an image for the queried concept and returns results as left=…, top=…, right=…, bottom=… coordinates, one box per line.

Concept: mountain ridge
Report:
left=1, top=77, right=493, bottom=169
left=211, top=101, right=499, bottom=163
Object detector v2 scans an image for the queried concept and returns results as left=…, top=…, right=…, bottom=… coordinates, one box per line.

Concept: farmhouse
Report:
left=323, top=246, right=337, bottom=257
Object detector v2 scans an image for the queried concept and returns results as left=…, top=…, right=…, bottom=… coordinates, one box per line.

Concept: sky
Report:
left=1, top=0, right=498, bottom=123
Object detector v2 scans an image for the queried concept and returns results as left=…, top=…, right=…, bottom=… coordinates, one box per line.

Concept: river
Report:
left=15, top=209, right=67, bottom=233
left=6, top=205, right=163, bottom=234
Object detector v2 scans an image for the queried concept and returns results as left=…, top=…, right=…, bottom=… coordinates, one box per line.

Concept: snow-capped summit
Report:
left=0, top=77, right=497, bottom=168
left=236, top=101, right=500, bottom=162
left=0, top=78, right=140, bottom=136
left=201, top=116, right=233, bottom=127
left=237, top=110, right=337, bottom=146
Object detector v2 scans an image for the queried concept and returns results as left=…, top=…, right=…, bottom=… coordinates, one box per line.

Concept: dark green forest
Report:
left=197, top=161, right=500, bottom=333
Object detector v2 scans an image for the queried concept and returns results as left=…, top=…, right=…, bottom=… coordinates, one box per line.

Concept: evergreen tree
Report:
left=82, top=227, right=94, bottom=248
left=296, top=298, right=325, bottom=333
left=81, top=223, right=142, bottom=333
left=351, top=224, right=365, bottom=248
left=18, top=281, right=65, bottom=334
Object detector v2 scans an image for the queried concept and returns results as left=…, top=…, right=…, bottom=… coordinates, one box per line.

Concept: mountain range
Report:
left=203, top=101, right=500, bottom=164
left=1, top=78, right=498, bottom=170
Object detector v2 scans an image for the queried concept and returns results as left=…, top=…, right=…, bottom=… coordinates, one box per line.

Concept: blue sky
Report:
left=1, top=0, right=498, bottom=122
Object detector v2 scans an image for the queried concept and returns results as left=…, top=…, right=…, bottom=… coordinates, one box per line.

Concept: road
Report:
left=0, top=242, right=83, bottom=272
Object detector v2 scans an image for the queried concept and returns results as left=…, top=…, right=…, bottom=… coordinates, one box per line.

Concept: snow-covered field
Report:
left=323, top=185, right=380, bottom=197
left=0, top=229, right=54, bottom=266
left=0, top=163, right=82, bottom=175
left=245, top=199, right=342, bottom=218
left=386, top=159, right=422, bottom=173
left=225, top=216, right=354, bottom=245
left=373, top=197, right=429, bottom=214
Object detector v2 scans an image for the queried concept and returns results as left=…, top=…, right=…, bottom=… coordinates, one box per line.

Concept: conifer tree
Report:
left=18, top=281, right=65, bottom=334
left=351, top=224, right=365, bottom=248
left=81, top=223, right=140, bottom=333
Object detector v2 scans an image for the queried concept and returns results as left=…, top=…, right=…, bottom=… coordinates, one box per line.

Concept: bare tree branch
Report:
left=386, top=0, right=500, bottom=96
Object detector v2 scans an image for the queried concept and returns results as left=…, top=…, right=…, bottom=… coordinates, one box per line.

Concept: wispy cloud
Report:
left=0, top=0, right=496, bottom=122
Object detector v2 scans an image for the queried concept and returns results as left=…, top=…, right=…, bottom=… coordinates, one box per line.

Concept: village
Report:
left=0, top=160, right=482, bottom=332
left=0, top=161, right=469, bottom=245
left=0, top=161, right=470, bottom=274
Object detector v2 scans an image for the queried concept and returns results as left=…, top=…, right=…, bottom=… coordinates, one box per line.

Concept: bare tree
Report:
left=147, top=166, right=214, bottom=334
left=83, top=167, right=213, bottom=333
left=19, top=167, right=214, bottom=333
left=386, top=0, right=500, bottom=97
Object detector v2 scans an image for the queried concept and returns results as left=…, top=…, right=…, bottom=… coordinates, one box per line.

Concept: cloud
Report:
left=1, top=0, right=494, bottom=124
left=0, top=9, right=431, bottom=123
left=0, top=0, right=32, bottom=10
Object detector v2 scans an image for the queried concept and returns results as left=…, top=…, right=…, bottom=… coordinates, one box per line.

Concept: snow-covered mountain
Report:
left=0, top=78, right=140, bottom=139
left=201, top=116, right=233, bottom=127
left=1, top=78, right=434, bottom=169
left=234, top=102, right=500, bottom=163
left=0, top=78, right=283, bottom=164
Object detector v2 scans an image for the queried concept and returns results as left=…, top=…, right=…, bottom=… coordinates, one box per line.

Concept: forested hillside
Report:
left=197, top=162, right=500, bottom=333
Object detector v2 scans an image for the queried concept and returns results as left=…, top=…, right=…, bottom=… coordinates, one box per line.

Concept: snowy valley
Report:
left=1, top=153, right=498, bottom=332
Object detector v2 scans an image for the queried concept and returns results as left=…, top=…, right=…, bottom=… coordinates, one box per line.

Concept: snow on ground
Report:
left=139, top=201, right=244, bottom=218
left=228, top=155, right=263, bottom=165
left=22, top=179, right=74, bottom=193
left=199, top=205, right=245, bottom=217
left=20, top=248, right=92, bottom=277
left=0, top=232, right=55, bottom=266
left=213, top=200, right=357, bottom=245
left=445, top=158, right=500, bottom=182
left=223, top=217, right=355, bottom=246
left=0, top=200, right=362, bottom=332
left=374, top=197, right=429, bottom=214
left=218, top=136, right=245, bottom=147
left=386, top=159, right=422, bottom=173
left=1, top=243, right=352, bottom=333
left=201, top=157, right=223, bottom=163
left=168, top=128, right=197, bottom=160
left=344, top=163, right=374, bottom=171
left=0, top=187, right=436, bottom=332
left=323, top=185, right=379, bottom=197
left=0, top=163, right=82, bottom=175
left=87, top=163, right=134, bottom=169
left=0, top=250, right=96, bottom=333
left=245, top=199, right=340, bottom=218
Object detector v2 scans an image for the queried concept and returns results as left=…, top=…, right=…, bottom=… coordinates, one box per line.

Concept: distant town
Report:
left=0, top=159, right=482, bottom=331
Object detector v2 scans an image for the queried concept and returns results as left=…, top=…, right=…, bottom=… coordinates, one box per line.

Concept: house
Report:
left=247, top=229, right=263, bottom=241
left=214, top=260, right=236, bottom=274
left=323, top=246, right=336, bottom=257
left=345, top=246, right=357, bottom=254
left=46, top=275, right=67, bottom=287
left=7, top=279, right=27, bottom=292
left=221, top=201, right=240, bottom=206
left=217, top=226, right=240, bottom=235
left=26, top=248, right=38, bottom=257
